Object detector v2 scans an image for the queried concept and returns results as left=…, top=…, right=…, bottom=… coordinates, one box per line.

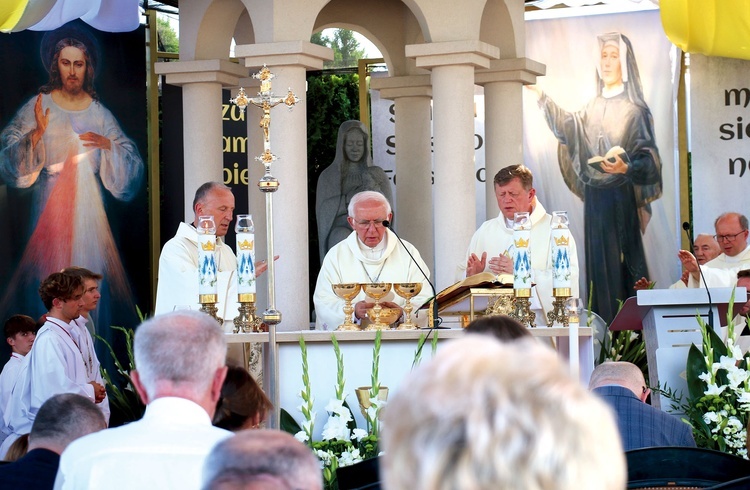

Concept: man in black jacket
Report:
left=0, top=393, right=105, bottom=489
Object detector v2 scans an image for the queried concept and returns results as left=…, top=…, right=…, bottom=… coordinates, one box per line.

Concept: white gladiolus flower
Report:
left=719, top=355, right=737, bottom=371
left=321, top=415, right=351, bottom=441
left=294, top=431, right=309, bottom=442
left=352, top=428, right=368, bottom=441
left=727, top=368, right=749, bottom=388
left=699, top=371, right=713, bottom=383
left=704, top=411, right=719, bottom=424
left=705, top=383, right=727, bottom=396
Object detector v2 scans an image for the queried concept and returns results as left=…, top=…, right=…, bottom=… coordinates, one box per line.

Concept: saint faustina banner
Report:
left=523, top=10, right=679, bottom=323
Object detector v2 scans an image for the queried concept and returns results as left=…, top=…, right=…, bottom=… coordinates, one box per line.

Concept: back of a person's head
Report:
left=381, top=336, right=625, bottom=490
left=202, top=429, right=323, bottom=490
left=30, top=393, right=106, bottom=453
left=4, top=434, right=29, bottom=462
left=465, top=315, right=531, bottom=341
left=134, top=310, right=227, bottom=399
left=213, top=366, right=273, bottom=431
left=589, top=361, right=645, bottom=395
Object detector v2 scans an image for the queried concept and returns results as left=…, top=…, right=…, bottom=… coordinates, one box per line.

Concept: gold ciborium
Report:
left=362, top=282, right=392, bottom=330
left=394, top=282, right=422, bottom=329
left=332, top=283, right=362, bottom=331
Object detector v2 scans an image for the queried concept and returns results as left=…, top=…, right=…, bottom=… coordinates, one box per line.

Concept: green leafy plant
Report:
left=95, top=306, right=147, bottom=426
left=590, top=284, right=648, bottom=376
left=285, top=332, right=395, bottom=490
left=656, top=289, right=750, bottom=458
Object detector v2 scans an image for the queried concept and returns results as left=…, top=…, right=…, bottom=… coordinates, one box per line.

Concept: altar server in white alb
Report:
left=0, top=315, right=36, bottom=448
left=154, top=182, right=269, bottom=317
left=458, top=164, right=579, bottom=321
left=62, top=266, right=110, bottom=421
left=313, top=191, right=432, bottom=330
left=1, top=272, right=107, bottom=459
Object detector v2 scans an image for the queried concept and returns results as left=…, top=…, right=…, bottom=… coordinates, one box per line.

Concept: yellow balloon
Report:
left=0, top=0, right=29, bottom=33
left=661, top=0, right=750, bottom=60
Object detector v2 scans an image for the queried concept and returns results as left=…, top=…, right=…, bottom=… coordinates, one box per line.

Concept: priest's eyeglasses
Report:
left=714, top=230, right=747, bottom=243
left=354, top=219, right=386, bottom=229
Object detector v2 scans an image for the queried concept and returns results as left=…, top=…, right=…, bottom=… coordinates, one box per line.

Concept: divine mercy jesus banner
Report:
left=0, top=20, right=148, bottom=359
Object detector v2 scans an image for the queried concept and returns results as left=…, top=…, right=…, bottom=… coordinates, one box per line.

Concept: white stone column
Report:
left=406, top=42, right=499, bottom=290
left=476, top=58, right=545, bottom=219
left=370, top=75, right=434, bottom=272
left=234, top=41, right=333, bottom=330
left=155, top=60, right=249, bottom=220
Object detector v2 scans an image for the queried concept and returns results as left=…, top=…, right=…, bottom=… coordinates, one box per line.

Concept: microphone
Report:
left=382, top=220, right=441, bottom=328
left=683, top=221, right=714, bottom=329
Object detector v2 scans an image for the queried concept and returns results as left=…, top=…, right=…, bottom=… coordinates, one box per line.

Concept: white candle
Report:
left=513, top=212, right=532, bottom=290
left=551, top=211, right=572, bottom=290
left=197, top=216, right=218, bottom=298
left=235, top=214, right=256, bottom=295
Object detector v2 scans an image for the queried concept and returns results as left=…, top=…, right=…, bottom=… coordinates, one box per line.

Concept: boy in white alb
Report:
left=0, top=315, right=37, bottom=448
left=0, top=273, right=107, bottom=458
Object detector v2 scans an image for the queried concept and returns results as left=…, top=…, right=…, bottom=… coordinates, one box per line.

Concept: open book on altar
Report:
left=420, top=272, right=514, bottom=324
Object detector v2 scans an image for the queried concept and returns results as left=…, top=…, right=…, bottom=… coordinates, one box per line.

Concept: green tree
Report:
left=311, top=29, right=366, bottom=69
left=157, top=17, right=179, bottom=53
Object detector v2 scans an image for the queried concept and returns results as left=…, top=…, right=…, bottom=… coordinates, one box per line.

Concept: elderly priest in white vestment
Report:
left=313, top=191, right=432, bottom=330
left=679, top=212, right=750, bottom=289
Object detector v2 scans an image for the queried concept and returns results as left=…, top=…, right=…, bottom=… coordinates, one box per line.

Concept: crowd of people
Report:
left=1, top=173, right=747, bottom=489
left=0, top=304, right=702, bottom=489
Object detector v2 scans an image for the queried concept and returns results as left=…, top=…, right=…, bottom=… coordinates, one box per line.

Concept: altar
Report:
left=226, top=325, right=593, bottom=435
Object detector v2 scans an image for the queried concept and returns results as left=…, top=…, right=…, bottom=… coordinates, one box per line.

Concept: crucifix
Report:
left=231, top=65, right=299, bottom=429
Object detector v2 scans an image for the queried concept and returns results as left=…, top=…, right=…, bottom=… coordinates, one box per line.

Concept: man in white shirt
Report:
left=459, top=165, right=579, bottom=322
left=62, top=266, right=110, bottom=423
left=0, top=315, right=36, bottom=448
left=313, top=191, right=432, bottom=330
left=154, top=182, right=269, bottom=319
left=55, top=310, right=232, bottom=490
left=1, top=273, right=107, bottom=458
left=679, top=212, right=750, bottom=288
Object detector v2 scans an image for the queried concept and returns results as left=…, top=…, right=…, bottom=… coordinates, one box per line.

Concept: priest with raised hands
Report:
left=458, top=164, right=579, bottom=322
left=313, top=191, right=432, bottom=330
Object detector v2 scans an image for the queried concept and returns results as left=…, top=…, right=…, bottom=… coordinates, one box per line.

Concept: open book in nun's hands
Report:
left=587, top=146, right=630, bottom=173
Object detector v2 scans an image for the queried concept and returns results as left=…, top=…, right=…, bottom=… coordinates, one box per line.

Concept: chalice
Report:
left=394, top=282, right=422, bottom=329
left=332, top=283, right=362, bottom=331
left=362, top=283, right=392, bottom=331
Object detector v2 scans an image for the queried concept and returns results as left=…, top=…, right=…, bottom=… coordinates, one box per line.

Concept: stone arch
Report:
left=187, top=0, right=247, bottom=60
left=313, top=0, right=428, bottom=76
left=479, top=0, right=523, bottom=58
left=233, top=10, right=256, bottom=46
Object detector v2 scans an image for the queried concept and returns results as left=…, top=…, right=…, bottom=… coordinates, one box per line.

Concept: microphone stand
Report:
left=382, top=220, right=441, bottom=329
left=683, top=221, right=714, bottom=329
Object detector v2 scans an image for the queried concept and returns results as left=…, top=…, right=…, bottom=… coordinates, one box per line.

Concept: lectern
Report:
left=630, top=288, right=743, bottom=410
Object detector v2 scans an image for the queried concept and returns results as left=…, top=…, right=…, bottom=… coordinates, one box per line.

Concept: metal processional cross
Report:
left=231, top=65, right=300, bottom=428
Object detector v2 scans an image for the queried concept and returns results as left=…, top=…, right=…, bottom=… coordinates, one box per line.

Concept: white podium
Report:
left=635, top=287, right=743, bottom=410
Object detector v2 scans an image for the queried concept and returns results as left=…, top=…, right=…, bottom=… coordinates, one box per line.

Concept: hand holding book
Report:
left=587, top=146, right=630, bottom=174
